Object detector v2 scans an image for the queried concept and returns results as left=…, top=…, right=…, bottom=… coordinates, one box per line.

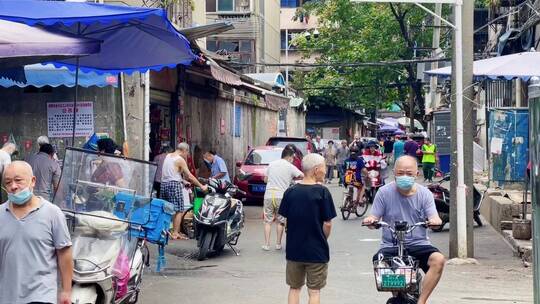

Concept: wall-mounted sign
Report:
left=47, top=102, right=94, bottom=138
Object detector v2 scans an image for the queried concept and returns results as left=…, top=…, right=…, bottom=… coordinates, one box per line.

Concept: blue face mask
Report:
left=395, top=176, right=415, bottom=190
left=8, top=187, right=33, bottom=205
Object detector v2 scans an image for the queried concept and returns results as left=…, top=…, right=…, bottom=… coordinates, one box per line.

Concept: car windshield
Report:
left=272, top=141, right=308, bottom=155
left=245, top=149, right=283, bottom=165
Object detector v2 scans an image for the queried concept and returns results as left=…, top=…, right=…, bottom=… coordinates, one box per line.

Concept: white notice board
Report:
left=47, top=102, right=94, bottom=138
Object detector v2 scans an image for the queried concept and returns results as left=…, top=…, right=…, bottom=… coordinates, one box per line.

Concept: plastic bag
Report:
left=112, top=249, right=130, bottom=300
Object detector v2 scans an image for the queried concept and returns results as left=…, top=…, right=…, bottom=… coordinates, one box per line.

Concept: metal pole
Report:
left=143, top=71, right=150, bottom=161
left=528, top=77, right=540, bottom=303
left=429, top=4, right=442, bottom=109
left=285, top=28, right=289, bottom=96
left=454, top=0, right=468, bottom=258
left=232, top=88, right=236, bottom=176
left=71, top=57, right=80, bottom=147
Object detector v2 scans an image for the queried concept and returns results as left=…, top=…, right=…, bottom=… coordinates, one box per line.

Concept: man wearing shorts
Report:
left=161, top=143, right=207, bottom=240
left=262, top=146, right=303, bottom=251
left=279, top=153, right=336, bottom=304
left=363, top=156, right=445, bottom=304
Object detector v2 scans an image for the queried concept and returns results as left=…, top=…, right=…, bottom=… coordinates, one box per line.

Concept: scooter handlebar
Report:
left=361, top=221, right=389, bottom=229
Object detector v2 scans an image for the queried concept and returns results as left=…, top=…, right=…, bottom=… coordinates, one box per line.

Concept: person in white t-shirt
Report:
left=262, top=146, right=304, bottom=251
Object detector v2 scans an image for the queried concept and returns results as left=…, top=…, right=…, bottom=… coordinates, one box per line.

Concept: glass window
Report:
left=206, top=40, right=218, bottom=52
left=281, top=32, right=296, bottom=50
left=218, top=0, right=234, bottom=11
left=245, top=149, right=283, bottom=165
left=219, top=41, right=239, bottom=52
left=206, top=0, right=216, bottom=12
left=280, top=0, right=299, bottom=8
left=239, top=40, right=252, bottom=52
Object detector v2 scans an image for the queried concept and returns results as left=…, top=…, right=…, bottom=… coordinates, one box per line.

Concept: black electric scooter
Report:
left=193, top=178, right=245, bottom=260
left=427, top=173, right=483, bottom=232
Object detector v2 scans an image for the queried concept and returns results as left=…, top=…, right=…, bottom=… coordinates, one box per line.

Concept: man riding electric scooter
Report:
left=363, top=156, right=445, bottom=304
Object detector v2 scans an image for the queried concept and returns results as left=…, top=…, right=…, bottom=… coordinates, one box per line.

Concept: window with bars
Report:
left=206, top=39, right=255, bottom=64
left=206, top=0, right=250, bottom=12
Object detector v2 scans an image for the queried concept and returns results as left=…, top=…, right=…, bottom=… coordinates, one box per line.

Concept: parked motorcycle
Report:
left=53, top=148, right=173, bottom=304
left=194, top=177, right=246, bottom=260
left=427, top=173, right=483, bottom=232
left=363, top=221, right=428, bottom=304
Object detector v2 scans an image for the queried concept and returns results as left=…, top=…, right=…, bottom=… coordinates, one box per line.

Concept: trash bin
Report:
left=438, top=154, right=451, bottom=173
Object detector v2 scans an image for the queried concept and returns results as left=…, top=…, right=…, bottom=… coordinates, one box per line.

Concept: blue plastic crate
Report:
left=114, top=193, right=174, bottom=245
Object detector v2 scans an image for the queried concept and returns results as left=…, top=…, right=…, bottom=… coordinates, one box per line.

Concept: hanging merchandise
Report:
left=24, top=140, right=32, bottom=151
left=0, top=134, right=8, bottom=144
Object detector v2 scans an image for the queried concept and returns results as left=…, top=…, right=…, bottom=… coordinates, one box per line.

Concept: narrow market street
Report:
left=140, top=183, right=533, bottom=304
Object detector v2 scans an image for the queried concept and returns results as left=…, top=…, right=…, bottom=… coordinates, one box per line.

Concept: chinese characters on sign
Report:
left=47, top=102, right=94, bottom=138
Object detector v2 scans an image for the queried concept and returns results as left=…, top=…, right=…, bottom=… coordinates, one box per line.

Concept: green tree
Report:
left=294, top=0, right=439, bottom=121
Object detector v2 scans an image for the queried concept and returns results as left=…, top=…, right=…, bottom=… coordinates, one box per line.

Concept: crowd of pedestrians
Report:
left=0, top=130, right=442, bottom=304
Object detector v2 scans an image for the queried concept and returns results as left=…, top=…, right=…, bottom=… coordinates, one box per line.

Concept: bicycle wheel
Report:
left=355, top=196, right=369, bottom=217
left=341, top=196, right=352, bottom=220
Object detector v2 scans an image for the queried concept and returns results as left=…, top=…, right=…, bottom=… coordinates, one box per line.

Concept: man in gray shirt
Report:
left=0, top=161, right=72, bottom=304
left=26, top=143, right=61, bottom=201
left=363, top=156, right=445, bottom=304
left=336, top=140, right=350, bottom=186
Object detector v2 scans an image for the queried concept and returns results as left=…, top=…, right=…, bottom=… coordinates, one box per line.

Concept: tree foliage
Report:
left=293, top=0, right=438, bottom=118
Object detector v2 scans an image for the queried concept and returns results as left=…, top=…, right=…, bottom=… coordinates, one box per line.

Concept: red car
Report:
left=234, top=146, right=284, bottom=202
left=265, top=136, right=314, bottom=155
left=266, top=136, right=313, bottom=170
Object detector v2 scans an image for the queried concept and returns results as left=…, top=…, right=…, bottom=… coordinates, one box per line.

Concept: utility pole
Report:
left=529, top=77, right=540, bottom=304
left=409, top=77, right=415, bottom=132
left=350, top=0, right=469, bottom=257
left=450, top=0, right=474, bottom=258
left=429, top=4, right=442, bottom=110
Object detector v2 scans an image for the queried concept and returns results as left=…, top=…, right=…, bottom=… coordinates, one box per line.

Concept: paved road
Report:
left=140, top=184, right=533, bottom=304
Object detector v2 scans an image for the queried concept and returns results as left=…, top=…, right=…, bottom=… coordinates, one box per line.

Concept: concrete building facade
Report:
left=204, top=0, right=281, bottom=73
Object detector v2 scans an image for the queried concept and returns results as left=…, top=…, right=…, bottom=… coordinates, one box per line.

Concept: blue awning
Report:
left=0, top=0, right=197, bottom=74
left=0, top=64, right=117, bottom=88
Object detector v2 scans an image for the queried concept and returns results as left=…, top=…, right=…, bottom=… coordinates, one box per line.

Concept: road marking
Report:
left=358, top=238, right=380, bottom=242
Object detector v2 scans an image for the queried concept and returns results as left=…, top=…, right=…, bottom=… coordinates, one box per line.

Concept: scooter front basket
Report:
left=373, top=260, right=418, bottom=292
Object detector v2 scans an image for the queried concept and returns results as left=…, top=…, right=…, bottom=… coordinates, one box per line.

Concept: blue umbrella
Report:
left=0, top=0, right=197, bottom=141
left=0, top=0, right=196, bottom=74
left=0, top=19, right=100, bottom=69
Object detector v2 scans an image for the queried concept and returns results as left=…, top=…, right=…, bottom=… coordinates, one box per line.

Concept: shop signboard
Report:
left=47, top=102, right=94, bottom=138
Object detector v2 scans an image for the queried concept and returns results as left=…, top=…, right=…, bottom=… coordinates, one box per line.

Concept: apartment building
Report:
left=280, top=0, right=318, bottom=66
left=205, top=0, right=281, bottom=73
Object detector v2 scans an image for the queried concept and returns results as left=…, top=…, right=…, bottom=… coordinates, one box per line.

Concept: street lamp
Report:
left=285, top=28, right=319, bottom=96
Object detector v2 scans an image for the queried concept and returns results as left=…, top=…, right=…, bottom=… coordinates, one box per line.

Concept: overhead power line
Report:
left=229, top=57, right=450, bottom=68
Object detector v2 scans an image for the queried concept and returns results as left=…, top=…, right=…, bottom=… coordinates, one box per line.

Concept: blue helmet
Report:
left=368, top=140, right=378, bottom=148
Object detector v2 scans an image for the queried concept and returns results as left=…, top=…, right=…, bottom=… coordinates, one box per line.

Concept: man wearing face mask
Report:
left=362, top=156, right=445, bottom=304
left=0, top=161, right=73, bottom=304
